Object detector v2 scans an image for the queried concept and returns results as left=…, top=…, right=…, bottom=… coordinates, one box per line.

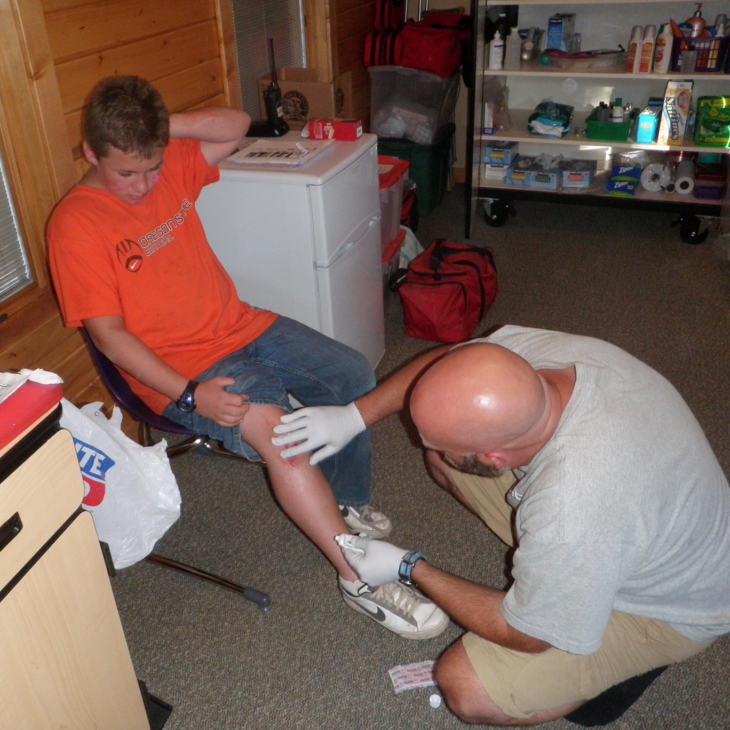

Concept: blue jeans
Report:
left=163, top=316, right=376, bottom=507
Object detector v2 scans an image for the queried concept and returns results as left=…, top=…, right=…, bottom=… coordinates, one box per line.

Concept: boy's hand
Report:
left=194, top=377, right=250, bottom=427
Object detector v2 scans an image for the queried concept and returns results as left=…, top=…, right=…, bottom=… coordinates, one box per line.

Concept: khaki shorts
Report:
left=450, top=467, right=714, bottom=720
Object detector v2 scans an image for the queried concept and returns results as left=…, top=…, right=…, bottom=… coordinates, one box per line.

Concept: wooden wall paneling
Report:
left=43, top=0, right=215, bottom=63
left=213, top=0, right=240, bottom=109
left=0, top=0, right=74, bottom=301
left=41, top=0, right=106, bottom=12
left=304, top=0, right=334, bottom=79
left=64, top=58, right=227, bottom=157
left=55, top=21, right=221, bottom=114
left=333, top=0, right=374, bottom=127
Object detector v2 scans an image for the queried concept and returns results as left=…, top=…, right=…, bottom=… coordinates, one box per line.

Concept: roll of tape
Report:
left=640, top=164, right=672, bottom=193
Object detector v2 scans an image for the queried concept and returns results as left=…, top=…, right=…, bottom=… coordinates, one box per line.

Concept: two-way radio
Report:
left=248, top=38, right=290, bottom=138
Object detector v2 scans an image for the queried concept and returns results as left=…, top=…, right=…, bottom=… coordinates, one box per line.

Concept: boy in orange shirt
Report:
left=48, top=76, right=447, bottom=640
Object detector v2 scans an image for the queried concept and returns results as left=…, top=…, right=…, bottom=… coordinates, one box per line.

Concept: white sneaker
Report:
left=339, top=577, right=449, bottom=640
left=340, top=504, right=392, bottom=539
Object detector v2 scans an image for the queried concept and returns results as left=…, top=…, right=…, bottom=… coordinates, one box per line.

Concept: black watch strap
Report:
left=175, top=380, right=200, bottom=413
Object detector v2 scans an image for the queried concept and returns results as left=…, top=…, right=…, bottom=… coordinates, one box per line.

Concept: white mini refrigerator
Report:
left=196, top=133, right=385, bottom=368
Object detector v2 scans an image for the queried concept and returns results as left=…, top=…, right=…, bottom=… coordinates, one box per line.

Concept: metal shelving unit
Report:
left=465, top=0, right=730, bottom=241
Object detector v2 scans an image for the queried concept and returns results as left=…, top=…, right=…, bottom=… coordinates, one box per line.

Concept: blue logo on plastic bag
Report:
left=73, top=437, right=115, bottom=507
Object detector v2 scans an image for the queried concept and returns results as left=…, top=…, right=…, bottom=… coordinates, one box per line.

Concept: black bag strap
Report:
left=388, top=267, right=409, bottom=292
left=429, top=238, right=494, bottom=272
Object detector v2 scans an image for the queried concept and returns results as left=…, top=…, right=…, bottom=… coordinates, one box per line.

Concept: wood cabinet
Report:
left=0, top=407, right=149, bottom=730
left=466, top=0, right=730, bottom=239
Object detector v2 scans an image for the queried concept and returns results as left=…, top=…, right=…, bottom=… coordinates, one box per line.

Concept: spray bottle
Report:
left=639, top=25, right=656, bottom=73
left=653, top=24, right=674, bottom=73
left=625, top=26, right=643, bottom=73
left=685, top=3, right=706, bottom=38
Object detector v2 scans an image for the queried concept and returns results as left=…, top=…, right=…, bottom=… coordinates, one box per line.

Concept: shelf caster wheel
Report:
left=484, top=199, right=510, bottom=227
left=671, top=214, right=709, bottom=245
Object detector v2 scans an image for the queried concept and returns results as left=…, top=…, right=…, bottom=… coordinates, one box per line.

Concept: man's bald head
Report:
left=410, top=343, right=548, bottom=455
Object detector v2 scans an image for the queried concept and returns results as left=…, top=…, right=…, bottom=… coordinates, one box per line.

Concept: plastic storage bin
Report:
left=585, top=107, right=634, bottom=142
left=671, top=36, right=730, bottom=73
left=378, top=156, right=410, bottom=252
left=369, top=65, right=460, bottom=145
left=377, top=123, right=455, bottom=217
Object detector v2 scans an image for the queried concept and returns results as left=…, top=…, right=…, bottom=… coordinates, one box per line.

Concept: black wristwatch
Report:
left=175, top=380, right=200, bottom=413
left=398, top=551, right=426, bottom=586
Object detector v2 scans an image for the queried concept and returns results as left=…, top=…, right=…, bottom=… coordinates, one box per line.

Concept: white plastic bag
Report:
left=60, top=399, right=181, bottom=569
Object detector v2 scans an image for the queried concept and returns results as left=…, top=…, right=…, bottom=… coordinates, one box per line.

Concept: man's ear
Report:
left=82, top=140, right=99, bottom=166
left=478, top=451, right=510, bottom=472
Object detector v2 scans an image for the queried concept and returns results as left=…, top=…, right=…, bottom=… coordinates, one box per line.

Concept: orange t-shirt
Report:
left=48, top=139, right=278, bottom=414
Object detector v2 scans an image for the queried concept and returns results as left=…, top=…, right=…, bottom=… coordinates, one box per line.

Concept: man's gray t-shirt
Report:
left=482, top=326, right=730, bottom=654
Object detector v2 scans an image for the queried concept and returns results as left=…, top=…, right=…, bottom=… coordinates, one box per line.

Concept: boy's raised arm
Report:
left=169, top=108, right=251, bottom=167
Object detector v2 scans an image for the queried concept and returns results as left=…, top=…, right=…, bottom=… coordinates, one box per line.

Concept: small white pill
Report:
left=429, top=693, right=442, bottom=709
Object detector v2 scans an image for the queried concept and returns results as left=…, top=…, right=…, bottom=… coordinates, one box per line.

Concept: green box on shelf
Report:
left=585, top=107, right=633, bottom=143
left=376, top=124, right=455, bottom=217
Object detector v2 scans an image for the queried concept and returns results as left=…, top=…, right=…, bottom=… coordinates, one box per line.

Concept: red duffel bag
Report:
left=392, top=238, right=498, bottom=343
left=399, top=15, right=472, bottom=78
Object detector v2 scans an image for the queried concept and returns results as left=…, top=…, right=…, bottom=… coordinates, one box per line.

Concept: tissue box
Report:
left=506, top=156, right=533, bottom=187
left=309, top=118, right=363, bottom=141
left=528, top=161, right=562, bottom=190
left=562, top=159, right=597, bottom=187
left=484, top=142, right=518, bottom=167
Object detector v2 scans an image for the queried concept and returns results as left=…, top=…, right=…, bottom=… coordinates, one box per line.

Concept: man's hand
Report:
left=336, top=534, right=409, bottom=587
left=194, top=377, right=250, bottom=427
left=271, top=402, right=366, bottom=465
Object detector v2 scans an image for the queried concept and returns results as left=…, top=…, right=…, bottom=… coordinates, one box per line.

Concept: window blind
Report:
left=0, top=152, right=31, bottom=304
left=230, top=0, right=306, bottom=117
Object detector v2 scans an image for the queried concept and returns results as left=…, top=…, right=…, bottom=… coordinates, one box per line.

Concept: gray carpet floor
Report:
left=112, top=186, right=730, bottom=729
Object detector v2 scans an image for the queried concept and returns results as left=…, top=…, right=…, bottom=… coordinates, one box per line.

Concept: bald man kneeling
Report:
left=273, top=325, right=730, bottom=726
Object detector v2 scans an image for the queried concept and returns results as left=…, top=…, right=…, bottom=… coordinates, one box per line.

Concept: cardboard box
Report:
left=562, top=159, right=597, bottom=187
left=506, top=156, right=533, bottom=187
left=309, top=118, right=363, bottom=141
left=527, top=159, right=562, bottom=190
left=636, top=107, right=661, bottom=144
left=258, top=69, right=353, bottom=131
left=547, top=14, right=576, bottom=49
left=606, top=179, right=638, bottom=197
left=657, top=80, right=693, bottom=146
left=484, top=141, right=518, bottom=167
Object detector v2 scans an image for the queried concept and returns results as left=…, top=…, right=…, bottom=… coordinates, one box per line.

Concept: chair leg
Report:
left=145, top=553, right=272, bottom=612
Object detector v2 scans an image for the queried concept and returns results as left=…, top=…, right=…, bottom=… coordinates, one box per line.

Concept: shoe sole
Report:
left=341, top=592, right=450, bottom=640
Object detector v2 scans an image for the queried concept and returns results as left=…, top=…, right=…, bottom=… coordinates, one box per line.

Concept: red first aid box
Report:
left=308, top=118, right=363, bottom=141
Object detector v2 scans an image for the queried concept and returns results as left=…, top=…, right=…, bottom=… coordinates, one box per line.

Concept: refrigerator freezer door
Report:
left=315, top=219, right=385, bottom=368
left=309, top=143, right=381, bottom=266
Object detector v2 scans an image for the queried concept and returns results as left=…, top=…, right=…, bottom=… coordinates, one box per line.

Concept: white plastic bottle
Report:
left=488, top=30, right=506, bottom=70
left=625, top=25, right=643, bottom=73
left=612, top=98, right=624, bottom=123
left=639, top=25, right=656, bottom=74
left=653, top=24, right=674, bottom=73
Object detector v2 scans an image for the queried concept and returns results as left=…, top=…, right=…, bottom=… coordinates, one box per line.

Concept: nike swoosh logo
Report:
left=356, top=602, right=386, bottom=622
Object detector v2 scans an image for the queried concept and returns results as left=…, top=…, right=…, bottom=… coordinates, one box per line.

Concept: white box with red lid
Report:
left=378, top=156, right=410, bottom=253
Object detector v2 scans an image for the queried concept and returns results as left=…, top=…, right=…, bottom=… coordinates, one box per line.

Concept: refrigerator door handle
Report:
left=326, top=215, right=380, bottom=267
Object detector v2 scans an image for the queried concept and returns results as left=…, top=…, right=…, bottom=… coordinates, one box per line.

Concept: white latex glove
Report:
left=336, top=534, right=408, bottom=587
left=271, top=402, right=366, bottom=466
